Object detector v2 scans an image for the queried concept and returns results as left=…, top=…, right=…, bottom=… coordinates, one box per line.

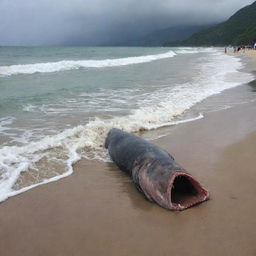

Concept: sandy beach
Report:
left=229, top=48, right=256, bottom=59
left=1, top=79, right=256, bottom=255
left=1, top=0, right=256, bottom=254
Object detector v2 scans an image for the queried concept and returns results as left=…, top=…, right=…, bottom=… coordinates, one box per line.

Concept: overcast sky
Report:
left=0, top=0, right=254, bottom=46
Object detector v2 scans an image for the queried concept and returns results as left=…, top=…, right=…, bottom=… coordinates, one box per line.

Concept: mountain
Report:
left=178, top=1, right=256, bottom=46
left=116, top=25, right=212, bottom=46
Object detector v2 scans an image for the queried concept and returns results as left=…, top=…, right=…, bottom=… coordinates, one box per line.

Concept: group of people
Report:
left=224, top=43, right=256, bottom=54
left=233, top=42, right=256, bottom=52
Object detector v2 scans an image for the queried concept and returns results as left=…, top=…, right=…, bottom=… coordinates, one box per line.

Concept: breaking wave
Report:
left=175, top=47, right=216, bottom=54
left=0, top=50, right=176, bottom=76
left=0, top=50, right=254, bottom=203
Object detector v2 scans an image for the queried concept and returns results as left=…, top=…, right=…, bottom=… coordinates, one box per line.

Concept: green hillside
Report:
left=177, top=1, right=256, bottom=46
left=116, top=25, right=212, bottom=46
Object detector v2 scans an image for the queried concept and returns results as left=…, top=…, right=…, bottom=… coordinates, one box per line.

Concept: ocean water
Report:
left=0, top=46, right=254, bottom=202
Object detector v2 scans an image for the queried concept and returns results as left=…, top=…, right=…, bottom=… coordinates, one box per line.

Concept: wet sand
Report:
left=1, top=97, right=256, bottom=255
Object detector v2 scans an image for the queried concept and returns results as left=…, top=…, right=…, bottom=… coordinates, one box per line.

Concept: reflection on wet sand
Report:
left=1, top=100, right=256, bottom=256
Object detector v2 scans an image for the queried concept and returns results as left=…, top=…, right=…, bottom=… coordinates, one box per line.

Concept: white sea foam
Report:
left=0, top=51, right=254, bottom=203
left=0, top=117, right=15, bottom=132
left=0, top=50, right=176, bottom=76
left=175, top=47, right=216, bottom=54
left=23, top=104, right=38, bottom=112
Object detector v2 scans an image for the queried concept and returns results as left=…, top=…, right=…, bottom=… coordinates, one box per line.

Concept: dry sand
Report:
left=1, top=91, right=256, bottom=255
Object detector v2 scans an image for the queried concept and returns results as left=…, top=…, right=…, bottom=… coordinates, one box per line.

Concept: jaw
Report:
left=167, top=171, right=209, bottom=211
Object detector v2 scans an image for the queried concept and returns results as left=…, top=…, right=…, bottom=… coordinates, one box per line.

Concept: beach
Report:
left=2, top=0, right=256, bottom=252
left=1, top=81, right=256, bottom=255
left=229, top=48, right=256, bottom=59
left=1, top=0, right=256, bottom=254
left=0, top=47, right=256, bottom=255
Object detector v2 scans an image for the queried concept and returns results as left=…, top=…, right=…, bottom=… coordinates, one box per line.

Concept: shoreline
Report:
left=1, top=85, right=256, bottom=255
left=1, top=47, right=253, bottom=204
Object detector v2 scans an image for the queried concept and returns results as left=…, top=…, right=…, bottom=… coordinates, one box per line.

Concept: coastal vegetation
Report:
left=170, top=1, right=256, bottom=46
left=117, top=25, right=211, bottom=46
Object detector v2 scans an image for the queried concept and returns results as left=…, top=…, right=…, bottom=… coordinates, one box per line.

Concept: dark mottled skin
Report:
left=105, top=128, right=209, bottom=210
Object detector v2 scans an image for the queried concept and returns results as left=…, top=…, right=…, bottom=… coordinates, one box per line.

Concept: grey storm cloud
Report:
left=0, top=0, right=254, bottom=46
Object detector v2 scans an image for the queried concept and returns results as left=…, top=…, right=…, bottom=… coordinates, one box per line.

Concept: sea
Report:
left=0, top=46, right=254, bottom=202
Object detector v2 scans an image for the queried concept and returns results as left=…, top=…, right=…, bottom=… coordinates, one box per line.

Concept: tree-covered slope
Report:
left=179, top=1, right=256, bottom=46
left=116, top=25, right=211, bottom=46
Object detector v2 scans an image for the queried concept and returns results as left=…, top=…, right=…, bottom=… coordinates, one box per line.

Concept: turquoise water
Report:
left=0, top=46, right=253, bottom=202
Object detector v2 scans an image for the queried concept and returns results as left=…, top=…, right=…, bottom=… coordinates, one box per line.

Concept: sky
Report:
left=0, top=0, right=255, bottom=46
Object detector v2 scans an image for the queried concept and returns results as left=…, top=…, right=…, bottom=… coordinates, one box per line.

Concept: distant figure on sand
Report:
left=254, top=42, right=256, bottom=49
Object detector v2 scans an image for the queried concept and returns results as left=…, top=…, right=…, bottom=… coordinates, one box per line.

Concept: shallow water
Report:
left=0, top=46, right=254, bottom=202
